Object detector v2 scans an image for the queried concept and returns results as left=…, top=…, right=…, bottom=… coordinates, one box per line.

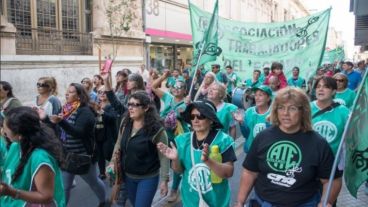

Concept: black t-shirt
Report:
left=192, top=129, right=237, bottom=163
left=243, top=126, right=335, bottom=207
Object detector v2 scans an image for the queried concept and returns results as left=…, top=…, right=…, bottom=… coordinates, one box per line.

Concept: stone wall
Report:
left=0, top=55, right=143, bottom=105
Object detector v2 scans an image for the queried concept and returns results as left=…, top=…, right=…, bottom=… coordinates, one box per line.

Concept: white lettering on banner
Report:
left=267, top=173, right=296, bottom=187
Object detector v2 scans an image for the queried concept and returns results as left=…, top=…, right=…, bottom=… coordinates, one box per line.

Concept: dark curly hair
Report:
left=4, top=106, right=63, bottom=183
left=121, top=91, right=162, bottom=136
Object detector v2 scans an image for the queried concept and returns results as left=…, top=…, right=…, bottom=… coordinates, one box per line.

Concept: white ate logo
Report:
left=313, top=121, right=337, bottom=143
left=188, top=163, right=212, bottom=193
left=334, top=98, right=346, bottom=106
left=253, top=123, right=266, bottom=137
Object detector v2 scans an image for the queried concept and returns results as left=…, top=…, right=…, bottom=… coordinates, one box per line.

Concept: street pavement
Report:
left=68, top=137, right=368, bottom=207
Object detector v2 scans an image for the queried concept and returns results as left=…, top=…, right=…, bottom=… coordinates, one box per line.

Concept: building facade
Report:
left=1, top=0, right=310, bottom=103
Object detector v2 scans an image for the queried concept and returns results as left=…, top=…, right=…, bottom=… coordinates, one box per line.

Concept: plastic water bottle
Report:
left=209, top=145, right=222, bottom=184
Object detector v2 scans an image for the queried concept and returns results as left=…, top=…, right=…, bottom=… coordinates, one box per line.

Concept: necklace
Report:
left=195, top=133, right=209, bottom=149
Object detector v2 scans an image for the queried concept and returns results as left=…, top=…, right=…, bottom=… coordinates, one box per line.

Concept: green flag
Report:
left=189, top=4, right=331, bottom=80
left=344, top=71, right=368, bottom=198
left=322, top=47, right=345, bottom=64
left=190, top=0, right=222, bottom=68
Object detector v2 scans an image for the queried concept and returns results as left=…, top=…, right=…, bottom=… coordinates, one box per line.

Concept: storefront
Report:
left=145, top=0, right=193, bottom=71
left=149, top=43, right=193, bottom=71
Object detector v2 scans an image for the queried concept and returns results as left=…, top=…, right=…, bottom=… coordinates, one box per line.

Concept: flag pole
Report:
left=322, top=71, right=368, bottom=206
left=188, top=41, right=206, bottom=101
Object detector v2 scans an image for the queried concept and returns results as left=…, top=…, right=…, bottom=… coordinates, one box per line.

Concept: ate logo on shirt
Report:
left=266, top=140, right=302, bottom=172
left=253, top=123, right=266, bottom=138
left=188, top=163, right=213, bottom=193
left=334, top=98, right=346, bottom=106
left=313, top=121, right=337, bottom=142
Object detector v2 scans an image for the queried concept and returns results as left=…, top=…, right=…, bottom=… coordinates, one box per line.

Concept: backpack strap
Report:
left=312, top=102, right=340, bottom=119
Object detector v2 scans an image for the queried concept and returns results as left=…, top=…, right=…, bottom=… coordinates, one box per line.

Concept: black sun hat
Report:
left=181, top=100, right=223, bottom=129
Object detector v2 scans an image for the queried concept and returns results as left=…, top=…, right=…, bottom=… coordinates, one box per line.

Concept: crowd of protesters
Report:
left=0, top=59, right=366, bottom=207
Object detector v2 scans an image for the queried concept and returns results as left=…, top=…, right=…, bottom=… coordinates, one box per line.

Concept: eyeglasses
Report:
left=277, top=105, right=301, bottom=113
left=335, top=79, right=345, bottom=83
left=37, top=83, right=49, bottom=88
left=97, top=91, right=106, bottom=95
left=190, top=114, right=206, bottom=120
left=127, top=102, right=144, bottom=108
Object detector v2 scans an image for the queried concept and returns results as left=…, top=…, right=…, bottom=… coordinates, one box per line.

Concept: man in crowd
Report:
left=225, top=65, right=239, bottom=102
left=342, top=61, right=362, bottom=91
left=212, top=64, right=228, bottom=85
left=356, top=60, right=367, bottom=78
left=287, top=67, right=306, bottom=90
left=245, top=70, right=262, bottom=88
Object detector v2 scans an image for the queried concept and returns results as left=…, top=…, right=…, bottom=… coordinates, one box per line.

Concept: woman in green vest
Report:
left=157, top=100, right=236, bottom=207
left=0, top=106, right=65, bottom=206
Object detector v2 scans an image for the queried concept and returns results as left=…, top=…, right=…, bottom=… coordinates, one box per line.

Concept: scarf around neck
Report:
left=62, top=101, right=80, bottom=119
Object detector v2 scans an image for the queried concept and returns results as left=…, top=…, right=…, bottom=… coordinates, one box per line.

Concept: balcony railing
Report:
left=15, top=27, right=93, bottom=55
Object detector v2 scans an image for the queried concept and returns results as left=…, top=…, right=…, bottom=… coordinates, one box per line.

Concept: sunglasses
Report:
left=190, top=114, right=206, bottom=120
left=97, top=91, right=106, bottom=95
left=335, top=79, right=345, bottom=83
left=173, top=85, right=185, bottom=90
left=127, top=102, right=144, bottom=108
left=37, top=83, right=49, bottom=88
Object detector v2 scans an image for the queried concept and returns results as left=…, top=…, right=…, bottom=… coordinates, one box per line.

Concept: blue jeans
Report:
left=125, top=175, right=159, bottom=207
left=62, top=163, right=106, bottom=204
left=251, top=191, right=320, bottom=207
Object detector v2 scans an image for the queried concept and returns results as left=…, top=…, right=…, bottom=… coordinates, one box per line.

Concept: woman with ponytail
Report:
left=0, top=106, right=65, bottom=206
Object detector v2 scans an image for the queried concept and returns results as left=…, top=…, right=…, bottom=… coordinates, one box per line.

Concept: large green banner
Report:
left=321, top=47, right=345, bottom=64
left=344, top=72, right=368, bottom=198
left=190, top=3, right=331, bottom=80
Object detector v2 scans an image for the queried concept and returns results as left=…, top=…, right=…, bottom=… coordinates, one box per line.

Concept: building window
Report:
left=37, top=0, right=57, bottom=29
left=85, top=0, right=92, bottom=32
left=7, top=0, right=32, bottom=36
left=4, top=0, right=92, bottom=55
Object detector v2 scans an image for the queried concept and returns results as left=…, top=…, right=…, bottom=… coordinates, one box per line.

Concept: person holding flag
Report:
left=151, top=69, right=190, bottom=202
left=188, top=0, right=221, bottom=100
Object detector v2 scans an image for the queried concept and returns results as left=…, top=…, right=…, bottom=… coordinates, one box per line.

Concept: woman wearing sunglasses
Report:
left=332, top=73, right=356, bottom=109
left=157, top=100, right=236, bottom=207
left=33, top=77, right=61, bottom=117
left=109, top=91, right=169, bottom=206
left=151, top=70, right=190, bottom=202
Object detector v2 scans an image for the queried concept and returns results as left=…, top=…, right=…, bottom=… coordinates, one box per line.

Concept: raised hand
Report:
left=101, top=72, right=112, bottom=91
left=157, top=142, right=178, bottom=161
left=232, top=109, right=244, bottom=123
